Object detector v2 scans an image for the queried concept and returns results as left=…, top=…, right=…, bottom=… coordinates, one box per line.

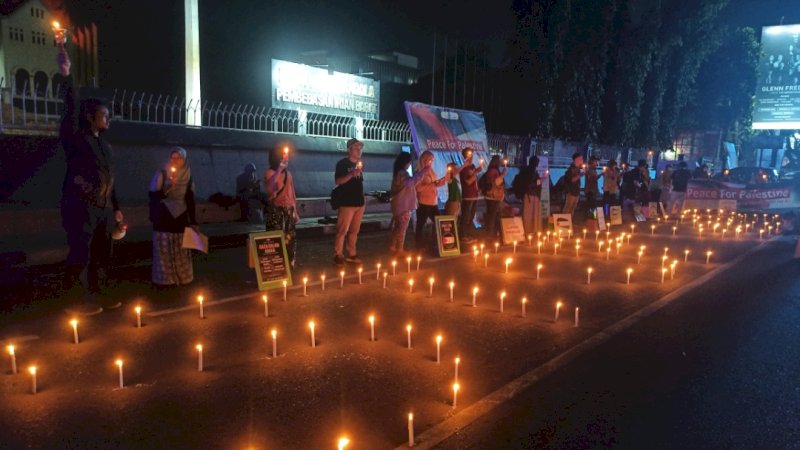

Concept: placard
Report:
left=249, top=231, right=292, bottom=291
left=435, top=215, right=461, bottom=257
left=647, top=202, right=659, bottom=219
left=596, top=208, right=607, bottom=231
left=609, top=206, right=622, bottom=225
left=500, top=216, right=526, bottom=245
left=551, top=213, right=573, bottom=234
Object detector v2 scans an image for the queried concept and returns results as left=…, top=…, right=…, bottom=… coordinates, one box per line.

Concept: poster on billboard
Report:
left=752, top=24, right=800, bottom=130
left=685, top=179, right=800, bottom=212
left=271, top=59, right=380, bottom=120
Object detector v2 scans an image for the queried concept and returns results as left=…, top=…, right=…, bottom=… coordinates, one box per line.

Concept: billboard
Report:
left=684, top=179, right=800, bottom=212
left=753, top=24, right=800, bottom=129
left=271, top=59, right=380, bottom=120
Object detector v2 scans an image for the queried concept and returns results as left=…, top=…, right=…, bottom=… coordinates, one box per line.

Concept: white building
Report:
left=0, top=0, right=98, bottom=97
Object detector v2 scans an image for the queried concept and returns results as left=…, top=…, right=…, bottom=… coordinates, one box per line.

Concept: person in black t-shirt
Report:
left=333, top=138, right=366, bottom=266
left=668, top=161, right=691, bottom=214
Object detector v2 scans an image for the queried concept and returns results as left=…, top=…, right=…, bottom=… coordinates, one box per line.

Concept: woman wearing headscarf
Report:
left=149, top=147, right=197, bottom=287
left=264, top=145, right=299, bottom=268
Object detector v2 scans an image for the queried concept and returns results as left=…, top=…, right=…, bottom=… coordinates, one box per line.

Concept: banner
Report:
left=685, top=179, right=800, bottom=212
left=752, top=24, right=800, bottom=129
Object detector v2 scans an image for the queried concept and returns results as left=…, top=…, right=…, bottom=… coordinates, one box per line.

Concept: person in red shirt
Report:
left=458, top=147, right=484, bottom=243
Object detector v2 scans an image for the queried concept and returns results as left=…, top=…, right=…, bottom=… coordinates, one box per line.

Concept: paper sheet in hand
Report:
left=182, top=228, right=209, bottom=253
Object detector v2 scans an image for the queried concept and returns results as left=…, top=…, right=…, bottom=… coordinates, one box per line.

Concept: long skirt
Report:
left=152, top=231, right=194, bottom=286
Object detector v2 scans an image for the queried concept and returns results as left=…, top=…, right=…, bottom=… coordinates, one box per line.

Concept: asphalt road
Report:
left=436, top=237, right=800, bottom=449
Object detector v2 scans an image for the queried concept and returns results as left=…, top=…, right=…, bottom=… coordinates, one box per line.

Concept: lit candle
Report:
left=196, top=344, right=203, bottom=372
left=369, top=315, right=375, bottom=342
left=428, top=277, right=435, bottom=297
left=661, top=255, right=668, bottom=268
left=115, top=359, right=124, bottom=388
left=338, top=437, right=350, bottom=450
left=672, top=226, right=677, bottom=236
left=283, top=146, right=289, bottom=159
left=271, top=329, right=277, bottom=358
left=568, top=229, right=573, bottom=239
left=574, top=307, right=580, bottom=327
left=406, top=324, right=412, bottom=349
left=670, top=261, right=677, bottom=279
left=626, top=268, right=633, bottom=284
left=661, top=267, right=667, bottom=283
left=554, top=243, right=559, bottom=255
left=630, top=224, right=635, bottom=235
left=651, top=225, right=656, bottom=235
left=664, top=247, right=669, bottom=256
left=29, top=366, right=37, bottom=394
left=376, top=263, right=381, bottom=280
left=500, top=291, right=506, bottom=312
left=309, top=321, right=316, bottom=348
left=505, top=257, right=513, bottom=273
left=473, top=249, right=479, bottom=264
left=528, top=234, right=533, bottom=247
left=684, top=249, right=690, bottom=262
left=536, top=263, right=543, bottom=280
left=453, top=383, right=460, bottom=408
left=598, top=241, right=604, bottom=253
left=7, top=345, right=17, bottom=375
left=472, top=286, right=479, bottom=307
left=706, top=251, right=712, bottom=264
left=480, top=243, right=485, bottom=255
left=637, top=250, right=643, bottom=264
left=283, top=280, right=288, bottom=300
left=321, top=274, right=326, bottom=291
left=587, top=267, right=593, bottom=284
left=513, top=240, right=518, bottom=254
left=583, top=228, right=587, bottom=240
left=303, top=276, right=309, bottom=295
left=606, top=246, right=611, bottom=260
left=595, top=230, right=600, bottom=241
left=392, top=260, right=397, bottom=276
left=575, top=244, right=581, bottom=257
left=408, top=413, right=415, bottom=447
left=357, top=268, right=363, bottom=285
left=759, top=229, right=764, bottom=240
left=70, top=319, right=79, bottom=344
left=484, top=253, right=489, bottom=268
left=340, top=270, right=345, bottom=289
left=436, top=335, right=443, bottom=363
left=383, top=272, right=388, bottom=289
left=449, top=280, right=454, bottom=301
left=555, top=301, right=562, bottom=322
left=537, top=241, right=542, bottom=254
left=406, top=256, right=412, bottom=273
left=455, top=356, right=461, bottom=381
left=522, top=297, right=527, bottom=317
left=408, top=278, right=414, bottom=294
left=494, top=242, right=499, bottom=254
left=616, top=243, right=621, bottom=255
left=262, top=295, right=269, bottom=317
left=416, top=255, right=422, bottom=271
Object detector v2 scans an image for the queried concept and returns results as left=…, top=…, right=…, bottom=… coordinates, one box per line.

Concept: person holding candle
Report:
left=444, top=162, right=463, bottom=217
left=562, top=152, right=583, bottom=216
left=518, top=156, right=542, bottom=235
left=389, top=152, right=431, bottom=257
left=481, top=155, right=508, bottom=239
left=149, top=147, right=198, bottom=288
left=57, top=42, right=123, bottom=315
left=584, top=155, right=600, bottom=215
left=458, top=147, right=483, bottom=244
left=264, top=145, right=299, bottom=268
left=415, top=150, right=449, bottom=252
left=602, top=159, right=622, bottom=216
left=332, top=138, right=365, bottom=266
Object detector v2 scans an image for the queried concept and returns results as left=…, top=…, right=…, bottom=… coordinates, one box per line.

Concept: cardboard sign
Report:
left=435, top=215, right=461, bottom=257
left=551, top=213, right=573, bottom=234
left=249, top=231, right=292, bottom=291
left=635, top=212, right=647, bottom=222
left=500, top=216, right=526, bottom=245
left=647, top=202, right=659, bottom=219
left=181, top=228, right=209, bottom=253
left=596, top=208, right=607, bottom=231
left=609, top=206, right=622, bottom=225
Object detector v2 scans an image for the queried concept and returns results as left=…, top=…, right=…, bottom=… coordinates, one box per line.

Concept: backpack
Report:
left=511, top=168, right=531, bottom=200
left=478, top=171, right=491, bottom=195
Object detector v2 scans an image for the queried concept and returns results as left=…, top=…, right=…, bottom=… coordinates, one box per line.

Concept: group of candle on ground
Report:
left=678, top=209, right=782, bottom=240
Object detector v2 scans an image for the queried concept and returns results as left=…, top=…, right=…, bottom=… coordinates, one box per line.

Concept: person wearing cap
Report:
left=149, top=147, right=198, bottom=287
left=333, top=138, right=366, bottom=266
left=57, top=42, right=123, bottom=315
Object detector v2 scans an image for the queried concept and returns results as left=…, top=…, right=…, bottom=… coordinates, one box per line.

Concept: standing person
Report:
left=669, top=161, right=692, bottom=214
left=520, top=156, right=543, bottom=234
left=389, top=152, right=431, bottom=257
left=660, top=165, right=673, bottom=205
left=584, top=155, right=600, bottom=213
left=333, top=138, right=365, bottom=266
left=415, top=150, right=449, bottom=251
left=563, top=152, right=583, bottom=215
left=236, top=163, right=263, bottom=223
left=149, top=147, right=198, bottom=287
left=635, top=159, right=651, bottom=206
left=58, top=42, right=123, bottom=315
left=458, top=147, right=483, bottom=244
left=482, top=155, right=508, bottom=239
left=602, top=159, right=622, bottom=214
left=264, top=146, right=299, bottom=268
left=444, top=162, right=462, bottom=216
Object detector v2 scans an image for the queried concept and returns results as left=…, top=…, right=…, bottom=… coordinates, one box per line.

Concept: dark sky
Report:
left=61, top=0, right=800, bottom=107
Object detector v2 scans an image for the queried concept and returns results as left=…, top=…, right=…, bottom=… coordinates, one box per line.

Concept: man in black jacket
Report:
left=58, top=43, right=123, bottom=315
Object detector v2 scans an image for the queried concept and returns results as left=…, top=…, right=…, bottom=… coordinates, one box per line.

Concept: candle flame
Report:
left=135, top=306, right=141, bottom=314
left=436, top=335, right=442, bottom=344
left=262, top=295, right=267, bottom=303
left=115, top=359, right=123, bottom=368
left=28, top=366, right=36, bottom=375
left=197, top=295, right=203, bottom=304
left=407, top=324, right=412, bottom=332
left=309, top=321, right=315, bottom=330
left=196, top=344, right=203, bottom=352
left=52, top=21, right=60, bottom=29
left=7, top=345, right=14, bottom=355
left=369, top=315, right=375, bottom=324
left=338, top=437, right=350, bottom=450
left=453, top=383, right=460, bottom=392
left=70, top=319, right=78, bottom=328
left=271, top=329, right=277, bottom=338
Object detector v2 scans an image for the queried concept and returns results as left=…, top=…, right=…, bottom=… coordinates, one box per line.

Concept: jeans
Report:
left=460, top=199, right=477, bottom=239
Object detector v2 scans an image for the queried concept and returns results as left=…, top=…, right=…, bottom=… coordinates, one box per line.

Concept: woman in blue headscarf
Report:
left=149, top=147, right=198, bottom=286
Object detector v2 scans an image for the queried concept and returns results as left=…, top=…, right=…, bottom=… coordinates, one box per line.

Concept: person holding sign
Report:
left=415, top=150, right=449, bottom=252
left=389, top=152, right=432, bottom=257
left=264, top=145, right=299, bottom=268
left=149, top=147, right=198, bottom=287
left=333, top=138, right=366, bottom=266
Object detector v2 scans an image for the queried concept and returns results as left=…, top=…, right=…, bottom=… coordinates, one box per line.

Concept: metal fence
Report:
left=0, top=78, right=413, bottom=143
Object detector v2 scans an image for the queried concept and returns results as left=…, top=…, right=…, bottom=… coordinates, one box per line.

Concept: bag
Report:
left=330, top=186, right=342, bottom=210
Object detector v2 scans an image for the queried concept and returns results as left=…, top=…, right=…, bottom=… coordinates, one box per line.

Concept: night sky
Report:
left=60, top=0, right=800, bottom=109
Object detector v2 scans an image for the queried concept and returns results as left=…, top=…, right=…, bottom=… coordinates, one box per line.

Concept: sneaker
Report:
left=345, top=255, right=363, bottom=265
left=65, top=303, right=103, bottom=316
left=334, top=255, right=346, bottom=266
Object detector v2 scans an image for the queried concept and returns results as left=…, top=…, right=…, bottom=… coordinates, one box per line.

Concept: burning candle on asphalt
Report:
left=537, top=241, right=542, bottom=254
left=664, top=247, right=669, bottom=256
left=406, top=324, right=412, bottom=349
left=392, top=260, right=397, bottom=276
left=672, top=226, right=677, bottom=236
left=416, top=256, right=422, bottom=271
left=574, top=307, right=580, bottom=327
left=706, top=251, right=712, bottom=264
left=554, top=243, right=559, bottom=255
left=472, top=286, right=479, bottom=307
left=626, top=268, right=633, bottom=284
left=283, top=280, right=288, bottom=300
left=70, top=319, right=79, bottom=344
left=522, top=297, right=528, bottom=317
left=630, top=224, right=635, bottom=235
left=376, top=263, right=381, bottom=280
left=505, top=257, right=513, bottom=273
left=262, top=295, right=269, bottom=317
left=454, top=356, right=461, bottom=382
left=637, top=250, right=643, bottom=264
left=452, top=383, right=460, bottom=408
left=29, top=366, right=36, bottom=394
left=383, top=272, right=388, bottom=289
left=428, top=277, right=435, bottom=296
left=449, top=281, right=454, bottom=301
left=115, top=359, right=124, bottom=388
left=583, top=228, right=588, bottom=240
left=480, top=243, right=485, bottom=255
left=340, top=270, right=345, bottom=289
left=661, top=255, right=668, bottom=268
left=369, top=315, right=375, bottom=342
left=436, top=335, right=443, bottom=363
left=271, top=329, right=277, bottom=358
left=484, top=253, right=489, bottom=268
left=661, top=268, right=667, bottom=283
left=7, top=345, right=16, bottom=375
left=536, top=263, right=543, bottom=280
left=555, top=301, right=562, bottom=322
left=494, top=242, right=499, bottom=254
left=513, top=240, right=518, bottom=254
left=528, top=234, right=533, bottom=247
left=309, top=321, right=316, bottom=348
left=196, top=344, right=204, bottom=372
left=587, top=267, right=593, bottom=284
left=500, top=291, right=506, bottom=312
left=598, top=241, right=604, bottom=253
left=408, top=413, right=415, bottom=447
left=408, top=278, right=414, bottom=294
left=606, top=246, right=611, bottom=260
left=684, top=249, right=690, bottom=262
left=670, top=261, right=677, bottom=279
left=338, top=437, right=349, bottom=450
left=357, top=268, right=363, bottom=285
left=595, top=230, right=600, bottom=241
left=406, top=256, right=412, bottom=273
left=321, top=274, right=326, bottom=291
left=651, top=225, right=656, bottom=235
